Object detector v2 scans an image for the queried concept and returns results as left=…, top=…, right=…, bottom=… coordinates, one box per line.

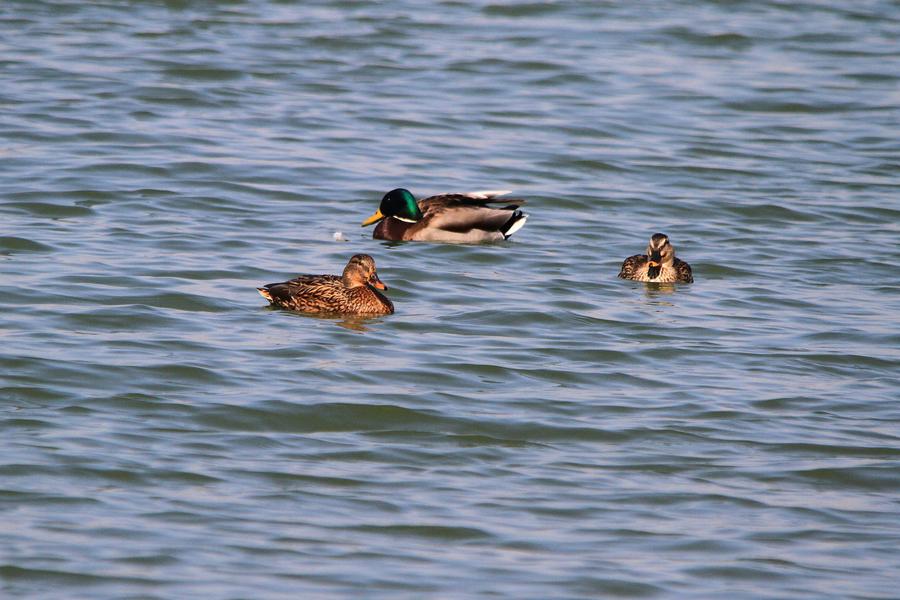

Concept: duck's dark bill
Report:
left=362, top=210, right=384, bottom=227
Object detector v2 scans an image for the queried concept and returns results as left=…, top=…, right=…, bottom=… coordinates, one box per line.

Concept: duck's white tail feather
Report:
left=462, top=189, right=513, bottom=199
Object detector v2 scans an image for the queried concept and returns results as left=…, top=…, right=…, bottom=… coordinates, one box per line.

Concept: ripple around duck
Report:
left=480, top=2, right=568, bottom=17
left=1, top=201, right=95, bottom=219
left=0, top=236, right=54, bottom=253
left=195, top=402, right=449, bottom=434
left=347, top=523, right=492, bottom=541
left=661, top=27, right=755, bottom=49
left=191, top=399, right=650, bottom=446
left=0, top=565, right=158, bottom=587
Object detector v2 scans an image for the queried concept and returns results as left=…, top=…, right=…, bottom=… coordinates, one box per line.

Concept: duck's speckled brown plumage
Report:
left=618, top=233, right=694, bottom=284
left=364, top=188, right=528, bottom=243
left=619, top=255, right=694, bottom=283
left=257, top=254, right=394, bottom=315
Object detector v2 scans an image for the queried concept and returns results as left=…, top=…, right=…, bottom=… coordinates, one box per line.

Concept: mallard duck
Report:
left=619, top=233, right=693, bottom=283
left=257, top=254, right=394, bottom=315
left=361, top=188, right=528, bottom=243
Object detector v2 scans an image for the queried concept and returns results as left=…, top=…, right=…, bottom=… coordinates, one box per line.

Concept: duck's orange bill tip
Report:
left=648, top=261, right=660, bottom=268
left=361, top=210, right=384, bottom=227
left=372, top=280, right=387, bottom=290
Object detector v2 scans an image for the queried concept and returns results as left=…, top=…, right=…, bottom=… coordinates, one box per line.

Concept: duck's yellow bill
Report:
left=361, top=210, right=384, bottom=227
left=647, top=261, right=660, bottom=267
left=370, top=274, right=387, bottom=290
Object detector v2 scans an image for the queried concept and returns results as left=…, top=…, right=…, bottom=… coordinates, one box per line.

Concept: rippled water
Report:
left=3, top=1, right=900, bottom=598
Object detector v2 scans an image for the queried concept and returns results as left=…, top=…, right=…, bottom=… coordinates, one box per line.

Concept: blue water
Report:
left=2, top=1, right=900, bottom=598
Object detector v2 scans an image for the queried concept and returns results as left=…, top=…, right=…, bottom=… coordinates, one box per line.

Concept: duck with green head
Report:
left=362, top=188, right=528, bottom=243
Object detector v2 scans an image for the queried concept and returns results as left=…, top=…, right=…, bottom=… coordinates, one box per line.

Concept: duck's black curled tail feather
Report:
left=258, top=284, right=299, bottom=306
left=500, top=210, right=528, bottom=239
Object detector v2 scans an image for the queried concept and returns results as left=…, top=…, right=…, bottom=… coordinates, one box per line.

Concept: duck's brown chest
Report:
left=373, top=218, right=415, bottom=241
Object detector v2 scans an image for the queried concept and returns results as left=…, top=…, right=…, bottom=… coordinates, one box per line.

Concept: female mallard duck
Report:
left=257, top=254, right=394, bottom=315
left=619, top=233, right=694, bottom=283
left=361, top=188, right=528, bottom=243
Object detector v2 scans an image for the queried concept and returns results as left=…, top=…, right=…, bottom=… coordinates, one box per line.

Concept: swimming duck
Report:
left=618, top=233, right=694, bottom=283
left=361, top=188, right=528, bottom=243
left=257, top=254, right=394, bottom=315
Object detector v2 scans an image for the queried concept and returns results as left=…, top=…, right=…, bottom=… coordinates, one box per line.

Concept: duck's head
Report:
left=362, top=188, right=423, bottom=227
left=342, top=254, right=387, bottom=290
left=646, top=233, right=675, bottom=279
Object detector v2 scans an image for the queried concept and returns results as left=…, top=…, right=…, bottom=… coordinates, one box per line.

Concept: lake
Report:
left=2, top=1, right=899, bottom=598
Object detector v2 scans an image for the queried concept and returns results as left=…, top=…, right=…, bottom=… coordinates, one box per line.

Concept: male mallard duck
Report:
left=361, top=188, right=528, bottom=243
left=619, top=233, right=693, bottom=283
left=257, top=254, right=394, bottom=315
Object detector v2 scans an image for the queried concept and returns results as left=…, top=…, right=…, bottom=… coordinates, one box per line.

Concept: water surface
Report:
left=2, top=1, right=900, bottom=598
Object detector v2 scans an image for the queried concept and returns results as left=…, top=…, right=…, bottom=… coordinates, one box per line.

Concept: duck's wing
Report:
left=675, top=259, right=694, bottom=283
left=618, top=254, right=646, bottom=280
left=424, top=203, right=524, bottom=233
left=261, top=275, right=342, bottom=307
left=268, top=274, right=340, bottom=292
left=419, top=193, right=527, bottom=233
left=422, top=191, right=524, bottom=208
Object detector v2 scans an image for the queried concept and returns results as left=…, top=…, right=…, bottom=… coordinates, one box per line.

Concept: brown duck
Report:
left=619, top=233, right=694, bottom=283
left=361, top=188, right=528, bottom=243
left=257, top=254, right=394, bottom=315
